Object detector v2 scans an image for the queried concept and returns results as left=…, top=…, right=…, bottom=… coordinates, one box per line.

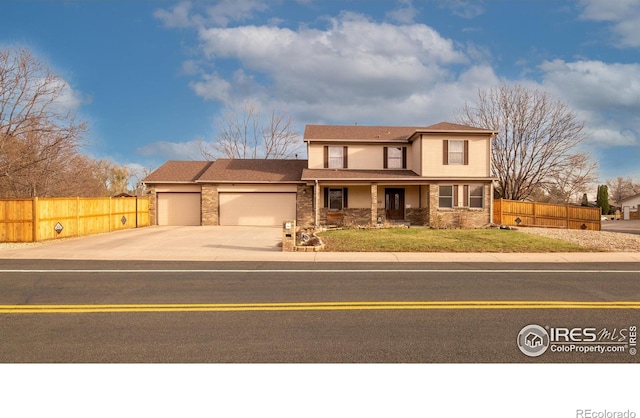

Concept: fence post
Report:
left=499, top=199, right=503, bottom=225
left=565, top=203, right=570, bottom=229
left=32, top=197, right=38, bottom=242
left=109, top=197, right=112, bottom=232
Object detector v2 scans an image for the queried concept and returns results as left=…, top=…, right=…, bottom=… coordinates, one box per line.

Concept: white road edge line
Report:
left=0, top=269, right=639, bottom=274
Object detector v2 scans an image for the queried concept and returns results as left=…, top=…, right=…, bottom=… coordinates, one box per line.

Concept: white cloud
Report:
left=579, top=0, right=640, bottom=47
left=586, top=127, right=637, bottom=147
left=386, top=0, right=419, bottom=24
left=439, top=0, right=485, bottom=19
left=49, top=78, right=85, bottom=114
left=267, top=64, right=500, bottom=127
left=154, top=0, right=268, bottom=29
left=189, top=73, right=233, bottom=102
left=540, top=59, right=640, bottom=147
left=180, top=60, right=201, bottom=76
left=193, top=12, right=471, bottom=120
left=540, top=59, right=640, bottom=110
left=203, top=0, right=269, bottom=27
left=151, top=5, right=511, bottom=131
left=154, top=1, right=193, bottom=28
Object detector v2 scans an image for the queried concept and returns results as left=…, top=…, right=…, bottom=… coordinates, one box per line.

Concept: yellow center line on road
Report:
left=1, top=301, right=640, bottom=314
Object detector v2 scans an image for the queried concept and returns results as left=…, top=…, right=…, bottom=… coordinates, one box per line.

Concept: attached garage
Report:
left=144, top=159, right=307, bottom=227
left=157, top=192, right=201, bottom=226
left=219, top=193, right=296, bottom=226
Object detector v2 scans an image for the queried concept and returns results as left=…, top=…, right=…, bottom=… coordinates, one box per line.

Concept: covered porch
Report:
left=312, top=182, right=433, bottom=227
left=301, top=169, right=493, bottom=229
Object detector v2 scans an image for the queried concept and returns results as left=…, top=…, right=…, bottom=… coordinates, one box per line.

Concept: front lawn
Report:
left=317, top=228, right=595, bottom=252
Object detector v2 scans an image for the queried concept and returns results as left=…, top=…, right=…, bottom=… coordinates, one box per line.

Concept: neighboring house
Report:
left=142, top=122, right=498, bottom=228
left=619, top=192, right=640, bottom=220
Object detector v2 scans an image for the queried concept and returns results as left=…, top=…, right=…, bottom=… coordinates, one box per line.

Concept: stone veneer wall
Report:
left=319, top=208, right=371, bottom=226
left=148, top=189, right=157, bottom=225
left=428, top=183, right=491, bottom=229
left=201, top=184, right=218, bottom=226
left=406, top=208, right=429, bottom=226
left=296, top=184, right=314, bottom=227
left=344, top=209, right=371, bottom=226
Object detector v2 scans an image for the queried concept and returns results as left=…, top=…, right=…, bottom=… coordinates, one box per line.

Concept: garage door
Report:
left=219, top=193, right=296, bottom=226
left=157, top=193, right=201, bottom=226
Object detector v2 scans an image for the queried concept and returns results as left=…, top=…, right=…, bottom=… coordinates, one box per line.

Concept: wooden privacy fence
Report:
left=493, top=199, right=601, bottom=231
left=0, top=197, right=150, bottom=243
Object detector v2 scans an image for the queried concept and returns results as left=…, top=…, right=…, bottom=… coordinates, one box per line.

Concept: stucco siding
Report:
left=308, top=144, right=325, bottom=169
left=420, top=135, right=490, bottom=177
left=346, top=186, right=371, bottom=208
left=217, top=184, right=297, bottom=193
left=152, top=184, right=202, bottom=193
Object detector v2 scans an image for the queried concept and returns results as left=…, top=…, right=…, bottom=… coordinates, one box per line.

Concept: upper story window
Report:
left=324, top=146, right=348, bottom=168
left=384, top=147, right=407, bottom=169
left=443, top=140, right=468, bottom=165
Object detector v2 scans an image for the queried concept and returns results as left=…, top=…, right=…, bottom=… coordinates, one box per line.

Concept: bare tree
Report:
left=129, top=166, right=151, bottom=196
left=543, top=152, right=599, bottom=204
left=262, top=108, right=300, bottom=159
left=457, top=83, right=591, bottom=201
left=202, top=103, right=300, bottom=160
left=0, top=47, right=87, bottom=196
left=607, top=176, right=640, bottom=204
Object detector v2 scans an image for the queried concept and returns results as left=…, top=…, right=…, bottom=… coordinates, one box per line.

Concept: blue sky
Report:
left=2, top=0, right=639, bottom=182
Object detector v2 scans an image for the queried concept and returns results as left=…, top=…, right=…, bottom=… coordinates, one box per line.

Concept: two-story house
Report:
left=142, top=122, right=497, bottom=228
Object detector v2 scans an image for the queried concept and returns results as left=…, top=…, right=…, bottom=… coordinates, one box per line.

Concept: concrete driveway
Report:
left=2, top=225, right=640, bottom=263
left=0, top=226, right=284, bottom=261
left=601, top=219, right=640, bottom=235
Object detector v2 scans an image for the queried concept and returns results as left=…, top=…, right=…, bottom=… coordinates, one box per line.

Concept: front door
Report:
left=385, top=188, right=405, bottom=220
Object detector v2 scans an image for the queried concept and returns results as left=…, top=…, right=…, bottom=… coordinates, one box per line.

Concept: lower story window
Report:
left=328, top=188, right=344, bottom=210
left=439, top=185, right=453, bottom=208
left=469, top=185, right=484, bottom=208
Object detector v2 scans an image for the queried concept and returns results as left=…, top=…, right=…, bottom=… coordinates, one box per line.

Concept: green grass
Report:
left=318, top=228, right=594, bottom=252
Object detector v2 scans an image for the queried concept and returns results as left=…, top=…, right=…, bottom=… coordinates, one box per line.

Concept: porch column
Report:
left=314, top=180, right=320, bottom=227
left=201, top=184, right=218, bottom=226
left=370, top=183, right=378, bottom=226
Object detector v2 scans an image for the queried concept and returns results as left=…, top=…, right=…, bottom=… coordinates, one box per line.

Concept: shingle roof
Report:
left=303, top=122, right=497, bottom=142
left=304, top=125, right=423, bottom=141
left=197, top=159, right=308, bottom=183
left=424, top=122, right=497, bottom=132
left=143, top=161, right=213, bottom=183
left=619, top=192, right=640, bottom=204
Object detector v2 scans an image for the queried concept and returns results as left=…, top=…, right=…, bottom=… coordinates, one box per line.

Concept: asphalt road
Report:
left=1, top=260, right=639, bottom=363
left=602, top=219, right=640, bottom=235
